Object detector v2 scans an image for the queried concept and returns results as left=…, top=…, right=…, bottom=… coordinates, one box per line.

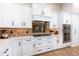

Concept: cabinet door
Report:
left=32, top=3, right=43, bottom=15
left=50, top=17, right=58, bottom=28
left=3, top=4, right=14, bottom=28
left=23, top=5, right=32, bottom=28
left=52, top=37, right=63, bottom=50
left=22, top=39, right=35, bottom=56
left=0, top=40, right=12, bottom=56
left=13, top=4, right=23, bottom=28
left=71, top=14, right=79, bottom=46
left=43, top=6, right=52, bottom=17
left=12, top=40, right=21, bottom=56
left=63, top=12, right=72, bottom=24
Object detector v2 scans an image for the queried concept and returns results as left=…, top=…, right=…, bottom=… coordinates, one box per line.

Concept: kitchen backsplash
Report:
left=49, top=28, right=59, bottom=35
left=0, top=27, right=59, bottom=38
left=0, top=28, right=32, bottom=37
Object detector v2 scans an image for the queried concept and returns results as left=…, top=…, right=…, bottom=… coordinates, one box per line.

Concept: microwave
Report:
left=32, top=21, right=49, bottom=34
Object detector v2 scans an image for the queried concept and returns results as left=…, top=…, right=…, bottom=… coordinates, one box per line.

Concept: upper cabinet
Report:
left=1, top=4, right=32, bottom=28
left=3, top=4, right=15, bottom=28
left=22, top=5, right=32, bottom=28
left=59, top=12, right=72, bottom=24
left=49, top=12, right=58, bottom=28
left=32, top=3, right=43, bottom=15
left=32, top=3, right=58, bottom=21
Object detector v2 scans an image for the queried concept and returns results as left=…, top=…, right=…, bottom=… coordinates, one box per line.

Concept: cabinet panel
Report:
left=32, top=4, right=43, bottom=15
left=12, top=40, right=21, bottom=56
left=3, top=4, right=14, bottom=27
left=60, top=12, right=72, bottom=24
left=13, top=4, right=23, bottom=28
left=22, top=39, right=35, bottom=56
left=71, top=13, right=79, bottom=46
left=63, top=13, right=71, bottom=24
left=52, top=37, right=63, bottom=50
left=0, top=40, right=12, bottom=56
left=23, top=6, right=32, bottom=28
left=35, top=46, right=46, bottom=54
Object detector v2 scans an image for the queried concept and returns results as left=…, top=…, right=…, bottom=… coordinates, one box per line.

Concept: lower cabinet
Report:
left=12, top=40, right=22, bottom=56
left=21, top=38, right=35, bottom=56
left=52, top=36, right=63, bottom=50
left=0, top=40, right=13, bottom=56
left=6, top=36, right=63, bottom=56
left=12, top=38, right=35, bottom=56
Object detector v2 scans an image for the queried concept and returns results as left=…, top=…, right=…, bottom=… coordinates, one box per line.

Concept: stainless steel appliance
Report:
left=63, top=24, right=71, bottom=43
left=32, top=21, right=50, bottom=36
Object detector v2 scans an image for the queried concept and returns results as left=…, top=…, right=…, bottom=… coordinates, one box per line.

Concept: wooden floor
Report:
left=37, top=46, right=79, bottom=56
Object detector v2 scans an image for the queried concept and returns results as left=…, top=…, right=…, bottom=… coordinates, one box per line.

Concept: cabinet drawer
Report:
left=35, top=45, right=53, bottom=55
left=35, top=47, right=45, bottom=54
left=44, top=45, right=52, bottom=52
left=46, top=41, right=52, bottom=45
left=35, top=41, right=46, bottom=47
left=35, top=40, right=52, bottom=47
left=36, top=38, right=47, bottom=42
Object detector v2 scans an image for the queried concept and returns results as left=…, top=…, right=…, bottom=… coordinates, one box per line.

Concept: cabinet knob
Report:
left=57, top=40, right=59, bottom=43
left=19, top=41, right=21, bottom=46
left=37, top=49, right=42, bottom=52
left=38, top=43, right=42, bottom=45
left=38, top=39, right=41, bottom=40
left=27, top=40, right=31, bottom=41
left=33, top=43, right=36, bottom=47
left=12, top=21, right=14, bottom=26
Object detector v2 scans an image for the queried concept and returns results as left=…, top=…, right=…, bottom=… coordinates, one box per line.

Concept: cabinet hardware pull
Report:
left=38, top=49, right=42, bottom=51
left=12, top=21, right=14, bottom=26
left=33, top=43, right=36, bottom=47
left=74, top=29, right=76, bottom=35
left=47, top=48, right=50, bottom=49
left=4, top=49, right=9, bottom=54
left=48, top=42, right=51, bottom=43
left=27, top=40, right=31, bottom=41
left=57, top=40, right=59, bottom=43
left=19, top=41, right=21, bottom=46
left=38, top=43, right=42, bottom=45
left=38, top=39, right=41, bottom=40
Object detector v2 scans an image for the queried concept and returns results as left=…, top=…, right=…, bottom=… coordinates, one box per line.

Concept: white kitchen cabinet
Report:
left=12, top=40, right=22, bottom=56
left=33, top=15, right=51, bottom=21
left=32, top=3, right=43, bottom=15
left=0, top=40, right=12, bottom=56
left=32, top=3, right=54, bottom=21
left=32, top=3, right=54, bottom=17
left=71, top=13, right=79, bottom=47
left=35, top=37, right=53, bottom=47
left=22, top=5, right=32, bottom=28
left=50, top=18, right=58, bottom=28
left=52, top=36, right=63, bottom=50
left=35, top=45, right=52, bottom=55
left=3, top=4, right=15, bottom=28
left=22, top=38, right=35, bottom=56
left=43, top=5, right=56, bottom=17
left=60, top=12, right=72, bottom=24
left=2, top=4, right=32, bottom=28
left=13, top=4, right=32, bottom=28
left=34, top=36, right=54, bottom=55
left=49, top=12, right=58, bottom=28
left=13, top=4, right=24, bottom=28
